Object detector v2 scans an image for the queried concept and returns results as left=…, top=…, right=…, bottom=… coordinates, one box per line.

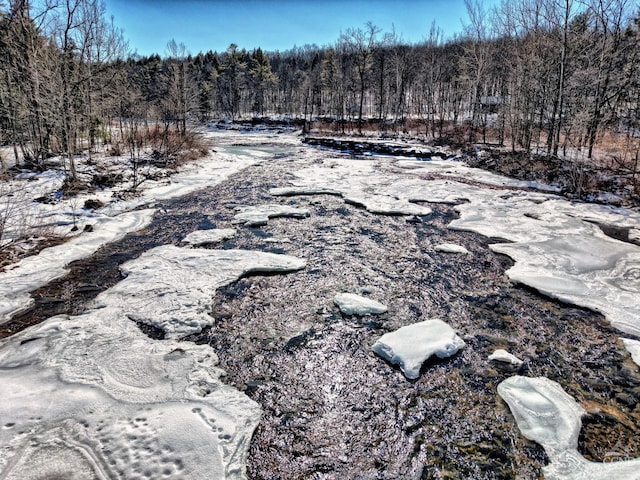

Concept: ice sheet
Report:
left=100, top=245, right=307, bottom=339
left=182, top=228, right=237, bottom=246
left=372, top=319, right=465, bottom=379
left=233, top=204, right=310, bottom=226
left=498, top=375, right=640, bottom=479
left=0, top=312, right=260, bottom=480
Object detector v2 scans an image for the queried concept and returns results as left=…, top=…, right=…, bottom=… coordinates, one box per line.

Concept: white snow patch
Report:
left=622, top=338, right=640, bottom=367
left=372, top=319, right=465, bottom=379
left=333, top=293, right=387, bottom=316
left=183, top=228, right=236, bottom=246
left=233, top=204, right=309, bottom=227
left=0, top=302, right=260, bottom=480
left=0, top=209, right=155, bottom=324
left=490, top=236, right=640, bottom=337
left=101, top=245, right=306, bottom=339
left=498, top=375, right=640, bottom=479
left=488, top=349, right=523, bottom=366
left=435, top=243, right=470, bottom=254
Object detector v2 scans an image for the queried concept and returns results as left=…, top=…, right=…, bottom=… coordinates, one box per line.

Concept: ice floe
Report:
left=182, top=228, right=237, bottom=246
left=100, top=245, right=307, bottom=339
left=488, top=349, right=523, bottom=366
left=0, top=209, right=155, bottom=324
left=233, top=204, right=310, bottom=227
left=333, top=293, right=387, bottom=316
left=498, top=375, right=640, bottom=479
left=372, top=319, right=465, bottom=379
left=434, top=243, right=470, bottom=254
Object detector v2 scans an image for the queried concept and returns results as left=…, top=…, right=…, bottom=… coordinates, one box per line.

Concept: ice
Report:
left=488, top=349, right=523, bottom=366
left=233, top=204, right=310, bottom=226
left=622, top=338, right=640, bottom=367
left=498, top=375, right=640, bottom=479
left=0, top=209, right=155, bottom=324
left=333, top=293, right=387, bottom=316
left=0, top=255, right=267, bottom=478
left=491, top=237, right=640, bottom=336
left=182, top=228, right=237, bottom=246
left=372, top=319, right=465, bottom=379
left=99, top=245, right=306, bottom=339
left=435, top=243, right=470, bottom=254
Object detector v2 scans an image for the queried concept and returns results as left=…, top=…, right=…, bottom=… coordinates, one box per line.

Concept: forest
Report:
left=1, top=0, right=639, bottom=184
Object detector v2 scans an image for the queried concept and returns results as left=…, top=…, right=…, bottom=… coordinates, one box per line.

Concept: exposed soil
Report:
left=2, top=137, right=640, bottom=479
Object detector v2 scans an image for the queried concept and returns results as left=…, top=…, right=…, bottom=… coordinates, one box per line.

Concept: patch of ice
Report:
left=622, top=338, right=640, bottom=367
left=183, top=228, right=236, bottom=246
left=490, top=237, right=640, bottom=337
left=100, top=245, right=306, bottom=339
left=498, top=375, right=640, bottom=479
left=0, top=301, right=260, bottom=480
left=435, top=243, right=470, bottom=254
left=233, top=204, right=310, bottom=227
left=0, top=209, right=155, bottom=324
left=372, top=319, right=465, bottom=379
left=488, top=349, right=523, bottom=366
left=333, top=293, right=387, bottom=316
left=345, top=193, right=432, bottom=216
left=630, top=228, right=640, bottom=243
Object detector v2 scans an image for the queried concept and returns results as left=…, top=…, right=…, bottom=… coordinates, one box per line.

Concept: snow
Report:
left=622, top=338, right=640, bottom=367
left=488, top=349, right=523, bottom=366
left=0, top=254, right=267, bottom=479
left=102, top=245, right=307, bottom=339
left=372, top=319, right=465, bottom=379
left=182, top=228, right=237, bottom=246
left=498, top=375, right=640, bottom=479
left=333, top=293, right=387, bottom=316
left=233, top=204, right=310, bottom=227
left=0, top=209, right=155, bottom=324
left=435, top=243, right=470, bottom=254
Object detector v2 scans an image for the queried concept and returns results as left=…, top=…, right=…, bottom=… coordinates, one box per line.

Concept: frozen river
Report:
left=1, top=129, right=640, bottom=479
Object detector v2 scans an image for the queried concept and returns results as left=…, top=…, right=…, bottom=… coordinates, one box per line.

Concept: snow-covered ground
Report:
left=1, top=128, right=640, bottom=478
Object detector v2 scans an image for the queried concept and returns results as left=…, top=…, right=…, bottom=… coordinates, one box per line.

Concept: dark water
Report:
left=4, top=140, right=640, bottom=479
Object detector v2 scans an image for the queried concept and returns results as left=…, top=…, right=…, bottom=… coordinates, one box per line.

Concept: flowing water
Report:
left=3, top=137, right=640, bottom=479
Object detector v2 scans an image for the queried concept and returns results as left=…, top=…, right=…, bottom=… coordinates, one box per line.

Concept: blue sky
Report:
left=106, top=0, right=497, bottom=57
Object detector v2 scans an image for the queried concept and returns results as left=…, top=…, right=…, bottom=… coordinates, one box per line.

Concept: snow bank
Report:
left=233, top=204, right=310, bottom=227
left=372, top=319, right=465, bottom=379
left=0, top=209, right=155, bottom=324
left=183, top=228, right=237, bottom=246
left=498, top=375, right=640, bottom=479
left=333, top=293, right=387, bottom=316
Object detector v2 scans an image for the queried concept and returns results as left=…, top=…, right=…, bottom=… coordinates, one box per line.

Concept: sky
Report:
left=105, top=0, right=498, bottom=57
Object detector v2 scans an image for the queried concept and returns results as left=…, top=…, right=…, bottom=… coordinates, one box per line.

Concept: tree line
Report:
left=1, top=0, right=639, bottom=179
